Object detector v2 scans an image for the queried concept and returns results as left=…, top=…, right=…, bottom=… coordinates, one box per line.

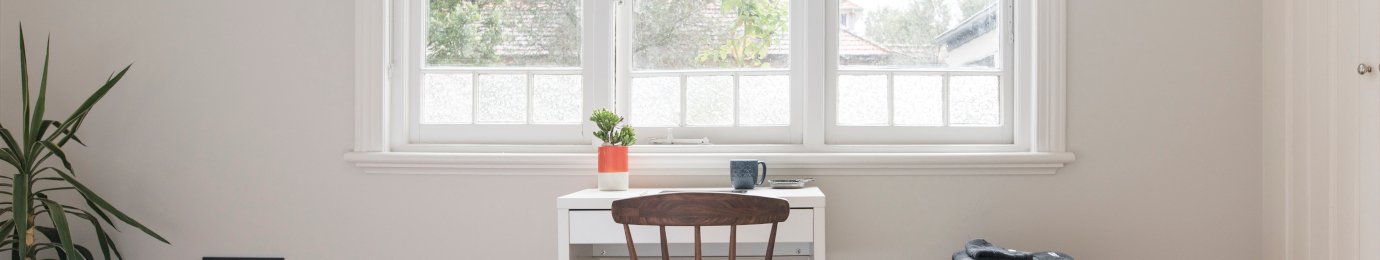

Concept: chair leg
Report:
left=624, top=224, right=638, bottom=260
left=659, top=226, right=670, bottom=260
left=694, top=226, right=702, bottom=260
left=765, top=222, right=778, bottom=260
left=729, top=225, right=737, bottom=260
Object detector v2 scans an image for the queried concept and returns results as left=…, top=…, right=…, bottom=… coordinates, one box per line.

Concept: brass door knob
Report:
left=1360, top=63, right=1373, bottom=75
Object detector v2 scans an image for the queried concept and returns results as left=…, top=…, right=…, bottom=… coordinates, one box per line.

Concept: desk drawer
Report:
left=569, top=209, right=813, bottom=244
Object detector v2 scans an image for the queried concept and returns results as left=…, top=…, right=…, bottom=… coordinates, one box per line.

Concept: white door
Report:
left=1360, top=0, right=1380, bottom=257
left=1271, top=0, right=1380, bottom=258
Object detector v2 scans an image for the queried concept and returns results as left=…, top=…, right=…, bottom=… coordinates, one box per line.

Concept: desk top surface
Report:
left=557, top=187, right=825, bottom=209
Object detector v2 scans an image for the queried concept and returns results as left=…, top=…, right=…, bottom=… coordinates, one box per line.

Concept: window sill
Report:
left=342, top=151, right=1075, bottom=175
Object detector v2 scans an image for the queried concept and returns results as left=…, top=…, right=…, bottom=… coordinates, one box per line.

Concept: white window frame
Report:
left=406, top=0, right=608, bottom=145
left=347, top=0, right=1072, bottom=175
left=827, top=0, right=1017, bottom=147
left=614, top=0, right=806, bottom=145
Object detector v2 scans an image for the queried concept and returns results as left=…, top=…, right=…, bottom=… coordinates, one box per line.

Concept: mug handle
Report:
left=757, top=162, right=768, bottom=185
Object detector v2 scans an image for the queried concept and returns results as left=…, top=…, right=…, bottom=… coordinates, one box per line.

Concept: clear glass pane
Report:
left=421, top=73, right=474, bottom=124
left=475, top=74, right=528, bottom=123
left=739, top=75, right=790, bottom=126
left=949, top=75, right=1000, bottom=125
left=633, top=0, right=790, bottom=70
left=685, top=76, right=735, bottom=126
left=532, top=75, right=582, bottom=124
left=836, top=75, right=889, bottom=126
left=838, top=0, right=1000, bottom=69
left=631, top=77, right=682, bottom=126
left=893, top=75, right=943, bottom=126
left=427, top=0, right=581, bottom=67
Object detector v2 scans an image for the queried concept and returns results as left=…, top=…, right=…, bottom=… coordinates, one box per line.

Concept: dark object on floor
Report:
left=967, top=238, right=1034, bottom=259
left=951, top=239, right=1073, bottom=260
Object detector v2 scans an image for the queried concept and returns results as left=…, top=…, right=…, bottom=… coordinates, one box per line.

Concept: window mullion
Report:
left=942, top=74, right=950, bottom=127
left=887, top=73, right=895, bottom=126
left=734, top=73, right=741, bottom=127
left=680, top=76, right=688, bottom=127
left=471, top=72, right=479, bottom=125
left=527, top=73, right=535, bottom=124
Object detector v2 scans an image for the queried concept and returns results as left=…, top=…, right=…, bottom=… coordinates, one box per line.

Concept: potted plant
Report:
left=590, top=108, right=635, bottom=191
left=1, top=26, right=170, bottom=260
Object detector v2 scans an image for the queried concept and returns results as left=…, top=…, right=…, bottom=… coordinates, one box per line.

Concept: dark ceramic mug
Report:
left=730, top=159, right=767, bottom=189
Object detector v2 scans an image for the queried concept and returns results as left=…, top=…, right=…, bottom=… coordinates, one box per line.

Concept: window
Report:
left=350, top=0, right=1069, bottom=171
left=828, top=0, right=1015, bottom=145
left=616, top=0, right=800, bottom=144
left=397, top=0, right=1031, bottom=148
left=409, top=0, right=600, bottom=144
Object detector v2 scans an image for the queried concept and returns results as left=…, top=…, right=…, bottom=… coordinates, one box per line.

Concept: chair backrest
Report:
left=611, top=192, right=790, bottom=260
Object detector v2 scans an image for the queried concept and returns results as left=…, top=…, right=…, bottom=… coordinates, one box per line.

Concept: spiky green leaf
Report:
left=46, top=65, right=130, bottom=145
left=13, top=173, right=29, bottom=259
left=38, top=199, right=84, bottom=260
left=47, top=167, right=168, bottom=244
left=0, top=127, right=20, bottom=157
left=64, top=211, right=107, bottom=260
left=74, top=244, right=94, bottom=260
left=39, top=141, right=71, bottom=174
left=103, top=234, right=120, bottom=260
left=84, top=199, right=117, bottom=231
left=30, top=36, right=51, bottom=145
left=19, top=25, right=32, bottom=152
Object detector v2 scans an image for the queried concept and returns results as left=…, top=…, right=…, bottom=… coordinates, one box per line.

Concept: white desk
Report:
left=557, top=187, right=826, bottom=260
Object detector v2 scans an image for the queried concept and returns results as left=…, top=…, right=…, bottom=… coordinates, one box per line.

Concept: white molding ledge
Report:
left=344, top=152, right=1075, bottom=175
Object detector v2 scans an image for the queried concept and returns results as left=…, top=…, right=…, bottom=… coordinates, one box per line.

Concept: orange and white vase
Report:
left=597, top=146, right=629, bottom=191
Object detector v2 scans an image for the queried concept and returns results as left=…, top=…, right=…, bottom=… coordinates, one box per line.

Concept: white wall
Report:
left=0, top=0, right=1263, bottom=259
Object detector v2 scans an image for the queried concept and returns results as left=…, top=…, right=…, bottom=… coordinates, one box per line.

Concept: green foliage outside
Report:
left=427, top=0, right=581, bottom=67
left=428, top=0, right=505, bottom=66
left=632, top=0, right=733, bottom=70
left=423, top=0, right=997, bottom=69
left=695, top=0, right=789, bottom=68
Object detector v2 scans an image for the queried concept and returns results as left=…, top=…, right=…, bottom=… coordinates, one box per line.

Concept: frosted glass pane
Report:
left=949, top=76, right=1000, bottom=125
left=685, top=76, right=734, bottom=126
left=739, top=75, right=790, bottom=126
left=893, top=76, right=943, bottom=126
left=426, top=0, right=581, bottom=67
left=532, top=75, right=582, bottom=124
left=421, top=73, right=473, bottom=124
left=476, top=74, right=528, bottom=123
left=837, top=75, right=889, bottom=126
left=633, top=0, right=790, bottom=70
left=631, top=77, right=682, bottom=126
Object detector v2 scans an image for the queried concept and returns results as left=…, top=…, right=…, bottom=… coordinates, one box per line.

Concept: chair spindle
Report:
left=729, top=225, right=737, bottom=260
left=659, top=225, right=670, bottom=260
left=624, top=224, right=638, bottom=260
left=694, top=226, right=702, bottom=260
left=766, top=222, right=778, bottom=260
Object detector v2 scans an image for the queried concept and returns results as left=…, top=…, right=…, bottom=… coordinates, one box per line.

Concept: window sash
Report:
left=825, top=0, right=1018, bottom=145
left=613, top=0, right=806, bottom=145
left=403, top=0, right=613, bottom=145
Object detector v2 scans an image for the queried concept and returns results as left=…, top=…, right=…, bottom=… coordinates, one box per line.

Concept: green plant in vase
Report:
left=590, top=108, right=634, bottom=191
left=0, top=25, right=170, bottom=260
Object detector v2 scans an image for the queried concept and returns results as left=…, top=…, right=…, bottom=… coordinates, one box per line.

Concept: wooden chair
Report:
left=611, top=192, right=791, bottom=260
